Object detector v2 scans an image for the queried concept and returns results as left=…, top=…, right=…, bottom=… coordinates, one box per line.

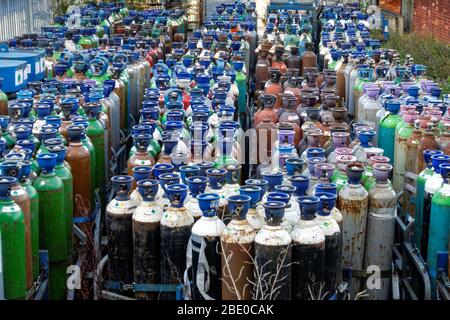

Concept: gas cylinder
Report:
left=186, top=176, right=209, bottom=221
left=48, top=145, right=73, bottom=261
left=130, top=166, right=152, bottom=204
left=402, top=122, right=422, bottom=217
left=233, top=61, right=247, bottom=127
left=427, top=163, right=450, bottom=297
left=315, top=192, right=341, bottom=293
left=239, top=185, right=265, bottom=231
left=128, top=134, right=155, bottom=188
left=315, top=182, right=343, bottom=279
left=414, top=150, right=443, bottom=249
left=186, top=193, right=225, bottom=300
left=158, top=172, right=181, bottom=211
left=378, top=100, right=401, bottom=163
left=255, top=49, right=271, bottom=91
left=221, top=195, right=257, bottom=300
left=363, top=164, right=396, bottom=300
left=361, top=156, right=391, bottom=191
left=331, top=155, right=355, bottom=193
left=264, top=68, right=283, bottom=111
left=301, top=42, right=317, bottom=76
left=72, top=119, right=96, bottom=205
left=103, top=80, right=121, bottom=153
left=126, top=53, right=142, bottom=119
left=417, top=126, right=439, bottom=173
left=65, top=125, right=93, bottom=238
left=291, top=196, right=325, bottom=300
left=83, top=103, right=107, bottom=208
left=106, top=175, right=136, bottom=290
left=205, top=169, right=227, bottom=211
left=160, top=183, right=193, bottom=300
left=286, top=46, right=302, bottom=71
left=254, top=201, right=292, bottom=300
left=33, top=153, right=67, bottom=300
left=393, top=111, right=419, bottom=193
left=336, top=53, right=348, bottom=103
left=110, top=66, right=127, bottom=130
left=337, top=162, right=369, bottom=295
left=308, top=162, right=335, bottom=196
left=421, top=154, right=450, bottom=259
left=18, top=160, right=39, bottom=280
left=0, top=158, right=33, bottom=291
left=132, top=179, right=163, bottom=300
left=345, top=61, right=359, bottom=116
left=0, top=176, right=26, bottom=299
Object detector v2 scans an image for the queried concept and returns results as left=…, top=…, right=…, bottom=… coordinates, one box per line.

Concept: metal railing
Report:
left=0, top=0, right=53, bottom=42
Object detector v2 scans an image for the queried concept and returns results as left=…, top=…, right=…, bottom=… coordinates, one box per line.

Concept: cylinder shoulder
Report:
left=255, top=226, right=292, bottom=246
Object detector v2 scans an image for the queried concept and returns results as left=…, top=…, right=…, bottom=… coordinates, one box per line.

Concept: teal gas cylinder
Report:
left=378, top=100, right=401, bottom=164
left=427, top=163, right=450, bottom=298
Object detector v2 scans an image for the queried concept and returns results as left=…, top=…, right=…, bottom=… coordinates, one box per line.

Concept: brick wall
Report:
left=379, top=0, right=402, bottom=15
left=413, top=0, right=450, bottom=42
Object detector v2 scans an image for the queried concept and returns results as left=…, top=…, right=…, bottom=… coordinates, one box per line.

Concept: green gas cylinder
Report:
left=48, top=145, right=73, bottom=262
left=33, top=153, right=67, bottom=300
left=79, top=29, right=94, bottom=49
left=0, top=176, right=26, bottom=300
left=83, top=103, right=106, bottom=210
left=18, top=161, right=40, bottom=280
left=414, top=150, right=443, bottom=249
left=233, top=61, right=247, bottom=128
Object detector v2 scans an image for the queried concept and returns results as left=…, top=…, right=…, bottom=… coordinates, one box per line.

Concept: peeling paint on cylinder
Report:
left=337, top=163, right=368, bottom=295
left=363, top=166, right=396, bottom=300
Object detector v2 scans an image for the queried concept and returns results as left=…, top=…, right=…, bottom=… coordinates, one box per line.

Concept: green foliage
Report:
left=382, top=32, right=450, bottom=93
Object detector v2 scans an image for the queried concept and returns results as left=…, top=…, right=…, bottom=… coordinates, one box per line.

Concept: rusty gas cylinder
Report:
left=65, top=125, right=93, bottom=236
left=264, top=68, right=283, bottom=111
left=128, top=134, right=155, bottom=190
left=301, top=42, right=317, bottom=76
left=337, top=162, right=369, bottom=296
left=221, top=195, right=257, bottom=300
left=416, top=125, right=438, bottom=172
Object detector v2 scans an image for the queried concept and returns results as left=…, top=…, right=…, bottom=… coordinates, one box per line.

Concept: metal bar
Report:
left=33, top=279, right=49, bottom=300
left=437, top=274, right=450, bottom=300
left=94, top=255, right=108, bottom=300
left=392, top=264, right=400, bottom=300
left=73, top=224, right=87, bottom=244
left=401, top=278, right=418, bottom=300
left=101, top=290, right=136, bottom=300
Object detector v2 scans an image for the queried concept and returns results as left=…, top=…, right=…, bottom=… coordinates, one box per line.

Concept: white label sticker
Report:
left=35, top=61, right=40, bottom=74
left=15, top=69, right=23, bottom=86
left=40, top=57, right=45, bottom=73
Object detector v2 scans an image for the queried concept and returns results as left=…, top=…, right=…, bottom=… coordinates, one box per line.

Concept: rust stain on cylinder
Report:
left=221, top=241, right=254, bottom=300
